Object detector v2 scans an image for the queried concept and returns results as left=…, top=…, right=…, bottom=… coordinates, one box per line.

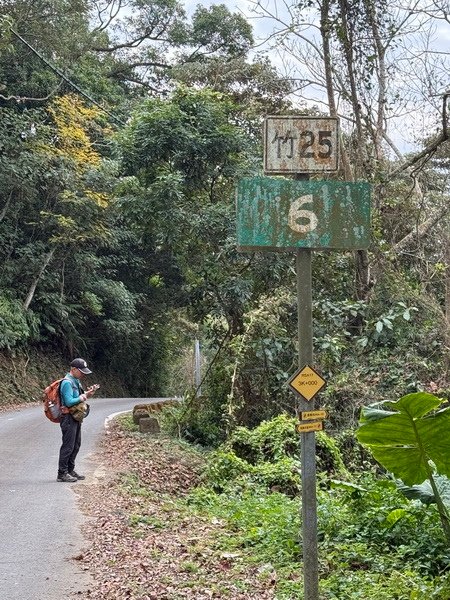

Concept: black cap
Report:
left=70, top=358, right=92, bottom=374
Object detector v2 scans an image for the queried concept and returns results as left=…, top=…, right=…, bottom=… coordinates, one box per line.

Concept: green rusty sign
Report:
left=236, top=177, right=371, bottom=251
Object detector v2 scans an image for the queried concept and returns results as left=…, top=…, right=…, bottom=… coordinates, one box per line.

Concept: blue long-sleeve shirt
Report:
left=60, top=373, right=84, bottom=408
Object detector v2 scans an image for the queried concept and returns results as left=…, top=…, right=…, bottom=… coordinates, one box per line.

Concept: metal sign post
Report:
left=194, top=339, right=202, bottom=397
left=296, top=245, right=319, bottom=599
left=236, top=115, right=371, bottom=600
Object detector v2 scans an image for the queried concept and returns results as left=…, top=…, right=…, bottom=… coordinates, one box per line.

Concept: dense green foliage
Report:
left=2, top=0, right=449, bottom=410
left=188, top=479, right=450, bottom=598
left=201, top=414, right=347, bottom=495
left=115, top=412, right=450, bottom=597
left=3, top=1, right=450, bottom=595
left=174, top=415, right=450, bottom=598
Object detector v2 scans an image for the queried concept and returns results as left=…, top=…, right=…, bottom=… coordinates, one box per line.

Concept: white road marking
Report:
left=104, top=410, right=132, bottom=430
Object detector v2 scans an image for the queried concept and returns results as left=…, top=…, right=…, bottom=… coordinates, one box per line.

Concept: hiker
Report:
left=57, top=358, right=99, bottom=483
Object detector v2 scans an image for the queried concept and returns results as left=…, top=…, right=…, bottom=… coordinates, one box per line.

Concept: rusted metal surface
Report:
left=264, top=116, right=339, bottom=173
left=236, top=177, right=371, bottom=250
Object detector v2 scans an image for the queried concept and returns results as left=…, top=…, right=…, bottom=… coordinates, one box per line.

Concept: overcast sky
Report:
left=184, top=0, right=450, bottom=153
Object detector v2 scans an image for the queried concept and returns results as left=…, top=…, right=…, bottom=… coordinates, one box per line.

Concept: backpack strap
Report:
left=59, top=376, right=80, bottom=408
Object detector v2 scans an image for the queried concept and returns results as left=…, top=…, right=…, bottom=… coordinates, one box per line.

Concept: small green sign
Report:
left=236, top=177, right=371, bottom=250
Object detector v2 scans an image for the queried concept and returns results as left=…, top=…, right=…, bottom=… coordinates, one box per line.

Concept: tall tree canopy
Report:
left=0, top=0, right=449, bottom=437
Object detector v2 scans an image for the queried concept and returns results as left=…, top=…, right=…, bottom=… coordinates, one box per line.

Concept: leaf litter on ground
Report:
left=73, top=421, right=276, bottom=599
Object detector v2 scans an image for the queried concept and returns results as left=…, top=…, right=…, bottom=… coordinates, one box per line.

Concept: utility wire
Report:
left=10, top=28, right=126, bottom=126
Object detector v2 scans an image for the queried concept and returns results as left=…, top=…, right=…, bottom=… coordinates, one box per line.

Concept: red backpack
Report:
left=43, top=377, right=71, bottom=423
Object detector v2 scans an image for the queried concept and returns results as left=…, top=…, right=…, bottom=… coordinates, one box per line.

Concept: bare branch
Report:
left=23, top=248, right=56, bottom=311
left=93, top=0, right=124, bottom=33
left=0, top=191, right=13, bottom=223
left=382, top=131, right=405, bottom=160
left=94, top=33, right=171, bottom=52
left=0, top=81, right=62, bottom=103
left=387, top=92, right=449, bottom=179
left=394, top=202, right=449, bottom=254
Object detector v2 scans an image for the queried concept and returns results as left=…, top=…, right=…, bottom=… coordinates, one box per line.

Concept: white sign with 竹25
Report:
left=264, top=116, right=339, bottom=174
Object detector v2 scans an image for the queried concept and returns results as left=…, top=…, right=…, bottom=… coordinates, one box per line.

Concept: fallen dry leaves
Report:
left=73, top=422, right=276, bottom=599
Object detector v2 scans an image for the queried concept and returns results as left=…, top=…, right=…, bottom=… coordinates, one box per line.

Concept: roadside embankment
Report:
left=0, top=349, right=129, bottom=408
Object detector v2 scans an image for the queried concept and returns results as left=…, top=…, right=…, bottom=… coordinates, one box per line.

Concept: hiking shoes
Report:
left=69, top=471, right=85, bottom=480
left=57, top=473, right=77, bottom=483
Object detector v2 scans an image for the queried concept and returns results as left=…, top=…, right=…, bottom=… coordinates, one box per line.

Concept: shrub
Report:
left=252, top=457, right=300, bottom=496
left=201, top=414, right=347, bottom=495
left=228, top=414, right=347, bottom=476
left=316, top=430, right=348, bottom=476
left=159, top=392, right=225, bottom=447
left=228, top=414, right=298, bottom=464
left=203, top=450, right=253, bottom=490
left=0, top=295, right=37, bottom=349
left=335, top=428, right=374, bottom=472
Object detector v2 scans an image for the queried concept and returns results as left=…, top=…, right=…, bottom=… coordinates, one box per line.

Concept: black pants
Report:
left=58, top=414, right=81, bottom=476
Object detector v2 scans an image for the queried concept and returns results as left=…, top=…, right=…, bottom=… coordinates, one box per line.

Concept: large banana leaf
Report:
left=357, top=392, right=450, bottom=486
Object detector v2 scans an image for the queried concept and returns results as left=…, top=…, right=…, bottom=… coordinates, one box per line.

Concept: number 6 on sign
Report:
left=288, top=195, right=318, bottom=234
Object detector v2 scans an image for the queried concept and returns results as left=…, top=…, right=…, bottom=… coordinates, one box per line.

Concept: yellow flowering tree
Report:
left=19, top=94, right=115, bottom=310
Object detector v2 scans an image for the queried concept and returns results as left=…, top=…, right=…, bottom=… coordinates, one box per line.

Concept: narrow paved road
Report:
left=0, top=397, right=167, bottom=600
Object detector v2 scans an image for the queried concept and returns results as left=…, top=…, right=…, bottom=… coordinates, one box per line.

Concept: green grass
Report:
left=182, top=476, right=450, bottom=599
left=114, top=418, right=450, bottom=599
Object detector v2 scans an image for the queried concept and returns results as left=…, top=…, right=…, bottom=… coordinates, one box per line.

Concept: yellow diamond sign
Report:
left=288, top=364, right=326, bottom=402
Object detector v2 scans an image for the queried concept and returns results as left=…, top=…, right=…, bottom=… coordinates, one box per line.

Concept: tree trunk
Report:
left=355, top=248, right=371, bottom=301
left=445, top=235, right=450, bottom=375
left=320, top=0, right=353, bottom=179
left=23, top=248, right=55, bottom=310
left=0, top=191, right=13, bottom=222
left=337, top=0, right=366, bottom=173
left=394, top=204, right=449, bottom=254
left=320, top=0, right=371, bottom=302
left=364, top=0, right=387, bottom=164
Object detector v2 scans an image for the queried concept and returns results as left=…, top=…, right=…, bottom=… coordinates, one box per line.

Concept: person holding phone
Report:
left=57, top=358, right=100, bottom=483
